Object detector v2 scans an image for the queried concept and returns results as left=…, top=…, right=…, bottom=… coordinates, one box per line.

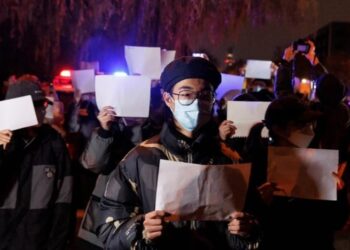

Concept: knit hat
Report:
left=160, top=56, right=221, bottom=92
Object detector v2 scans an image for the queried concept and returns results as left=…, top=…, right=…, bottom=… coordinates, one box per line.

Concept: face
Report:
left=163, top=78, right=214, bottom=111
left=162, top=78, right=215, bottom=133
left=273, top=121, right=314, bottom=147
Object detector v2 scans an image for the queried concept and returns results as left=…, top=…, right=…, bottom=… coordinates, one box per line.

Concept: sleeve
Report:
left=95, top=155, right=150, bottom=250
left=226, top=222, right=262, bottom=250
left=311, top=62, right=328, bottom=78
left=274, top=61, right=294, bottom=98
left=80, top=128, right=115, bottom=174
left=47, top=136, right=74, bottom=250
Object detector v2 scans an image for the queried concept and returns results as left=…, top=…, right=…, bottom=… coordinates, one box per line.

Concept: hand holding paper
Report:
left=0, top=129, right=12, bottom=149
left=97, top=106, right=117, bottom=131
left=143, top=210, right=167, bottom=241
left=228, top=211, right=258, bottom=237
left=332, top=162, right=347, bottom=190
left=268, top=146, right=339, bottom=200
left=219, top=120, right=237, bottom=140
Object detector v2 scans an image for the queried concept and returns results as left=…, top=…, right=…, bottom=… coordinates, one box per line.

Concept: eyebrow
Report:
left=176, top=83, right=212, bottom=92
left=177, top=86, right=194, bottom=91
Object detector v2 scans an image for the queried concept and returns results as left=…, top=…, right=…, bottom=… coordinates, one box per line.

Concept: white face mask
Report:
left=287, top=125, right=315, bottom=148
left=172, top=99, right=211, bottom=132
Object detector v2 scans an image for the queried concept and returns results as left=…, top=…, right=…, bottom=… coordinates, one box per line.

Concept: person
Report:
left=244, top=96, right=349, bottom=250
left=274, top=39, right=327, bottom=99
left=0, top=79, right=73, bottom=249
left=66, top=90, right=100, bottom=141
left=94, top=57, right=261, bottom=250
left=76, top=85, right=164, bottom=249
left=310, top=73, right=349, bottom=152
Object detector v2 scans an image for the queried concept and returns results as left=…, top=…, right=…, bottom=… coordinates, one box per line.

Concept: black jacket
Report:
left=0, top=125, right=73, bottom=250
left=96, top=122, right=259, bottom=250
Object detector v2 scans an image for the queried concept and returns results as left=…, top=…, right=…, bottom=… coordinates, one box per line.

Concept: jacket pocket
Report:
left=30, top=164, right=56, bottom=209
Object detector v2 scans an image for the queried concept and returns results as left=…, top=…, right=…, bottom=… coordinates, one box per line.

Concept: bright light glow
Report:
left=301, top=78, right=310, bottom=84
left=60, top=70, right=71, bottom=77
left=113, top=71, right=128, bottom=77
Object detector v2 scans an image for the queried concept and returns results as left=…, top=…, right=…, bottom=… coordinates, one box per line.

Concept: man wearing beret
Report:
left=96, top=57, right=260, bottom=250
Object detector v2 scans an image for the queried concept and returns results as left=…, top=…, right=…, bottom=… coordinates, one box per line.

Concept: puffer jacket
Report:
left=96, top=122, right=260, bottom=250
left=78, top=120, right=161, bottom=248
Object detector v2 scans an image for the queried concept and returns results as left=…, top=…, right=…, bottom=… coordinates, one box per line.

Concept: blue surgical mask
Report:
left=172, top=99, right=211, bottom=132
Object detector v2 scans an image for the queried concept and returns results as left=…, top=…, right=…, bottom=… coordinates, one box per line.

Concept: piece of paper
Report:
left=71, top=69, right=95, bottom=94
left=156, top=160, right=251, bottom=221
left=227, top=101, right=270, bottom=137
left=79, top=61, right=100, bottom=72
left=245, top=60, right=272, bottom=79
left=95, top=75, right=151, bottom=117
left=125, top=45, right=162, bottom=79
left=161, top=50, right=176, bottom=71
left=216, top=74, right=245, bottom=100
left=268, top=146, right=338, bottom=200
left=0, top=95, right=38, bottom=131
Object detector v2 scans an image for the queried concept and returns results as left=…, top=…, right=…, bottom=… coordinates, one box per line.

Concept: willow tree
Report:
left=0, top=0, right=317, bottom=79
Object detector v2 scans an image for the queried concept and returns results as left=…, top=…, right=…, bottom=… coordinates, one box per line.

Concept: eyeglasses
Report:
left=172, top=89, right=215, bottom=106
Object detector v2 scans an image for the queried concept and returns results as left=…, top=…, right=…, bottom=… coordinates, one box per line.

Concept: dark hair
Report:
left=264, top=96, right=309, bottom=130
left=316, top=73, right=346, bottom=107
left=245, top=96, right=314, bottom=150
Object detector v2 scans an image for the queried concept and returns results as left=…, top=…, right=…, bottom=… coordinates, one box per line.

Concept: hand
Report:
left=219, top=120, right=237, bottom=140
left=283, top=45, right=296, bottom=62
left=97, top=106, right=117, bottom=131
left=0, top=130, right=13, bottom=149
left=304, top=40, right=319, bottom=65
left=143, top=210, right=166, bottom=241
left=332, top=162, right=347, bottom=190
left=228, top=211, right=258, bottom=237
left=257, top=182, right=283, bottom=204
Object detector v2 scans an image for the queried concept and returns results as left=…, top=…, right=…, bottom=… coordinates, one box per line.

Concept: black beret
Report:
left=160, top=56, right=221, bottom=92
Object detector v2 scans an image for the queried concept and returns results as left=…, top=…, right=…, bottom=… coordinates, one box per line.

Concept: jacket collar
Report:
left=159, top=120, right=220, bottom=157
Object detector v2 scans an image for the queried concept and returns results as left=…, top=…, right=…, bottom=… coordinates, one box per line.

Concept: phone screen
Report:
left=297, top=44, right=309, bottom=53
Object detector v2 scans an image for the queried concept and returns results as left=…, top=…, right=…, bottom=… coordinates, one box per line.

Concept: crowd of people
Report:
left=0, top=39, right=349, bottom=250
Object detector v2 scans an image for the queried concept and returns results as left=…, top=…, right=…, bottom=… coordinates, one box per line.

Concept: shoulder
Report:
left=122, top=135, right=163, bottom=163
left=40, top=124, right=65, bottom=143
left=117, top=134, right=164, bottom=175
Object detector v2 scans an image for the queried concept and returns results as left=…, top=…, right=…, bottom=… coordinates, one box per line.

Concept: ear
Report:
left=162, top=92, right=174, bottom=110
